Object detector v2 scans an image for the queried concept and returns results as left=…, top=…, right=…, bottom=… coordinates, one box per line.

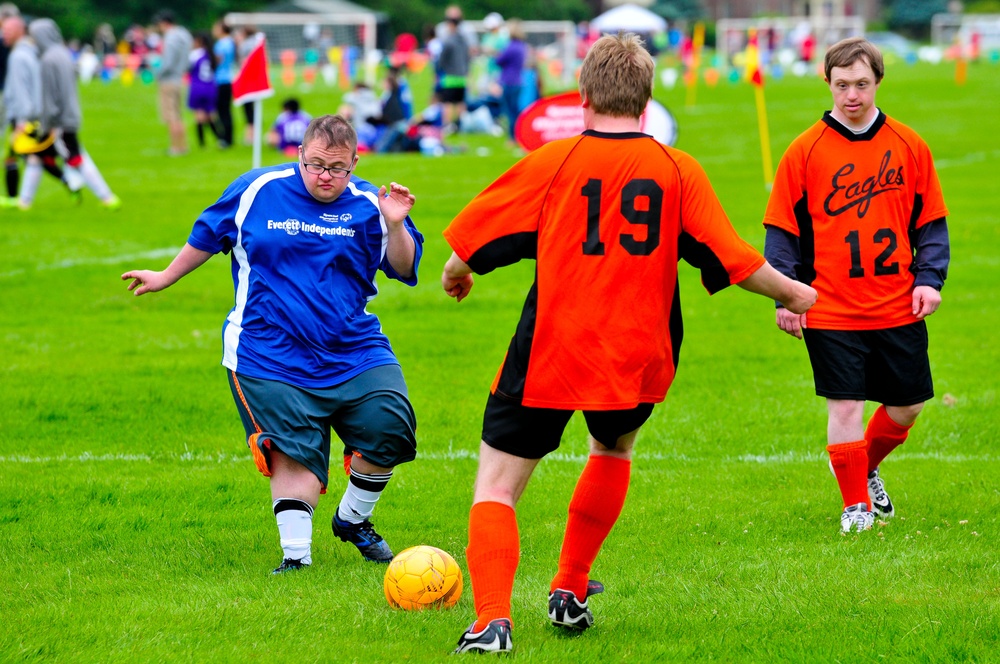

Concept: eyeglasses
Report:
left=301, top=161, right=354, bottom=179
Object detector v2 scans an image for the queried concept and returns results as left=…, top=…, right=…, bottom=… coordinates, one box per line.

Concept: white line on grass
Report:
left=39, top=247, right=183, bottom=271
left=2, top=449, right=994, bottom=465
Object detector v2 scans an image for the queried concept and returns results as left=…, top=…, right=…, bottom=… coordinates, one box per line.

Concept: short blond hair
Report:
left=578, top=32, right=654, bottom=119
left=824, top=37, right=885, bottom=83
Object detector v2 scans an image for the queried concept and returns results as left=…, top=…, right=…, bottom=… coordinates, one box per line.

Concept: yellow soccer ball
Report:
left=384, top=545, right=463, bottom=610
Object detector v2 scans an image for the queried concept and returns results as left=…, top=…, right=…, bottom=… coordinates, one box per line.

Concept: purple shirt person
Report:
left=269, top=98, right=313, bottom=155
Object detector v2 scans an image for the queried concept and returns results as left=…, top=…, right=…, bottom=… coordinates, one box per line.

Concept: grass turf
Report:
left=1, top=58, right=998, bottom=661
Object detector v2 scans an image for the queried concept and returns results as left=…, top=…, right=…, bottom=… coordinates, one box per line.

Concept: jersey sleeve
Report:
left=676, top=153, right=765, bottom=293
left=912, top=138, right=949, bottom=229
left=379, top=217, right=424, bottom=286
left=187, top=176, right=249, bottom=255
left=443, top=146, right=564, bottom=274
left=762, top=133, right=810, bottom=236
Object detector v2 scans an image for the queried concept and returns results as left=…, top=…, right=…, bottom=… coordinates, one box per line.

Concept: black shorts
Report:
left=438, top=86, right=466, bottom=105
left=802, top=321, right=933, bottom=406
left=229, top=364, right=417, bottom=487
left=481, top=393, right=655, bottom=459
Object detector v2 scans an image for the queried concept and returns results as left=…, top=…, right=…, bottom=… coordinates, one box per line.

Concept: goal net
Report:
left=716, top=16, right=865, bottom=69
left=225, top=11, right=379, bottom=83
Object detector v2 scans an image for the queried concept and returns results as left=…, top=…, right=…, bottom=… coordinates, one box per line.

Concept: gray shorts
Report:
left=228, top=364, right=417, bottom=487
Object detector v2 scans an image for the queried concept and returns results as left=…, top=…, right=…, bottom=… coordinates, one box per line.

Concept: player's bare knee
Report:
left=886, top=402, right=923, bottom=427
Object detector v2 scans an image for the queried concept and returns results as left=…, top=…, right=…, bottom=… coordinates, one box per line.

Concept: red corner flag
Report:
left=233, top=39, right=274, bottom=105
left=745, top=28, right=764, bottom=87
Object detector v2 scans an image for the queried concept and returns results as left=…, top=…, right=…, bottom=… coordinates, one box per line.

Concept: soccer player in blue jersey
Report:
left=122, top=114, right=423, bottom=573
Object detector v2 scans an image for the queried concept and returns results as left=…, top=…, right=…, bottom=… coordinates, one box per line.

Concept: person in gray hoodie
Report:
left=2, top=13, right=76, bottom=209
left=154, top=9, right=192, bottom=155
left=29, top=17, right=119, bottom=209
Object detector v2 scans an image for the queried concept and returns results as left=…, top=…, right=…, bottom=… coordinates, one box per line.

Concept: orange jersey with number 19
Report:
left=763, top=112, right=948, bottom=330
left=444, top=130, right=765, bottom=410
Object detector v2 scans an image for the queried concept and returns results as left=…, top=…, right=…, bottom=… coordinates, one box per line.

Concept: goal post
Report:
left=224, top=12, right=379, bottom=84
left=716, top=16, right=865, bottom=70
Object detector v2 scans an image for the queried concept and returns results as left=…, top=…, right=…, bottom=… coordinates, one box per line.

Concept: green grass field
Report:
left=1, top=58, right=998, bottom=662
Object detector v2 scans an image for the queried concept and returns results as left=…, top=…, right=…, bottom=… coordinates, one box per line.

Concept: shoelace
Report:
left=869, top=476, right=888, bottom=502
left=355, top=520, right=384, bottom=542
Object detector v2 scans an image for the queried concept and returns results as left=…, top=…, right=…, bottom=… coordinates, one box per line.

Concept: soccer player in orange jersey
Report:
left=763, top=37, right=950, bottom=533
left=442, top=33, right=817, bottom=655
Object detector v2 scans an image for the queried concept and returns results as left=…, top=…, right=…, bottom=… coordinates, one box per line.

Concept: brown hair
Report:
left=302, top=114, right=357, bottom=154
left=824, top=37, right=885, bottom=83
left=578, top=32, right=654, bottom=119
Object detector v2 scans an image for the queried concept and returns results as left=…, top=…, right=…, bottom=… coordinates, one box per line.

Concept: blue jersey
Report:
left=188, top=164, right=424, bottom=388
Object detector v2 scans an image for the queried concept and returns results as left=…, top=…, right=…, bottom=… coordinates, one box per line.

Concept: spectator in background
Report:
left=3, top=13, right=80, bottom=210
left=235, top=25, right=264, bottom=146
left=438, top=11, right=470, bottom=133
left=370, top=65, right=413, bottom=153
left=188, top=31, right=222, bottom=149
left=154, top=10, right=192, bottom=156
left=94, top=22, right=116, bottom=59
left=435, top=5, right=478, bottom=56
left=29, top=17, right=120, bottom=209
left=495, top=19, right=527, bottom=144
left=212, top=20, right=235, bottom=148
left=268, top=97, right=311, bottom=156
left=0, top=2, right=18, bottom=206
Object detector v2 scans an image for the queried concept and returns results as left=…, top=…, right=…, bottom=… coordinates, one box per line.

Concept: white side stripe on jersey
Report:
left=222, top=168, right=296, bottom=371
left=347, top=181, right=387, bottom=304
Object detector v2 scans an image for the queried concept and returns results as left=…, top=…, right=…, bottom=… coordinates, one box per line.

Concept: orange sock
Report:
left=550, top=455, right=631, bottom=599
left=467, top=501, right=519, bottom=631
left=827, top=440, right=869, bottom=509
left=866, top=405, right=911, bottom=472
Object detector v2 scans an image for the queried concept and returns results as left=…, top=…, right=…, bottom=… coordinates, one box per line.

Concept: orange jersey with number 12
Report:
left=444, top=131, right=765, bottom=410
left=764, top=112, right=948, bottom=330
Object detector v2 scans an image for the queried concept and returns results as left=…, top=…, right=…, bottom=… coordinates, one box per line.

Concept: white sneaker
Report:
left=867, top=468, right=895, bottom=518
left=841, top=502, right=875, bottom=533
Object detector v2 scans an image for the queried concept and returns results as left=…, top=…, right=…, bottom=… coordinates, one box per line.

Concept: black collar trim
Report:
left=582, top=129, right=650, bottom=140
left=822, top=110, right=886, bottom=141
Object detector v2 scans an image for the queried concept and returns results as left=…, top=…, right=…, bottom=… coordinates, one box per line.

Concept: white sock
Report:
left=79, top=153, right=113, bottom=200
left=273, top=498, right=313, bottom=564
left=19, top=161, right=42, bottom=205
left=337, top=469, right=392, bottom=524
left=63, top=165, right=85, bottom=191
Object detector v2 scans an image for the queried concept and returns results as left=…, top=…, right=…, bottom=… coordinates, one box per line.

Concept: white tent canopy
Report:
left=590, top=3, right=667, bottom=34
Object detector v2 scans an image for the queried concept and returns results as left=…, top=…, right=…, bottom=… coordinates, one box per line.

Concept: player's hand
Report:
left=782, top=282, right=817, bottom=315
left=776, top=306, right=807, bottom=339
left=121, top=270, right=169, bottom=296
left=442, top=272, right=474, bottom=302
left=912, top=285, right=942, bottom=319
left=378, top=182, right=415, bottom=226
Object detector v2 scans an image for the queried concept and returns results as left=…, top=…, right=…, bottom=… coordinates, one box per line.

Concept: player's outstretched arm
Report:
left=121, top=243, right=213, bottom=296
left=737, top=262, right=817, bottom=314
left=441, top=252, right=474, bottom=302
left=379, top=182, right=417, bottom=279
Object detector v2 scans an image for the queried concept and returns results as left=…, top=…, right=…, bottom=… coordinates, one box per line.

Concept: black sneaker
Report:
left=548, top=580, right=605, bottom=631
left=332, top=513, right=394, bottom=562
left=272, top=558, right=309, bottom=575
left=453, top=618, right=513, bottom=654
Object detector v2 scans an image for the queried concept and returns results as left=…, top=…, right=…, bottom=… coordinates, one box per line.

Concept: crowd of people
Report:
left=0, top=3, right=119, bottom=210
